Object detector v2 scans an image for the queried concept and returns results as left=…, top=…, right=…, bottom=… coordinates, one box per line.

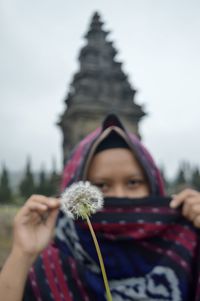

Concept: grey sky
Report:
left=1, top=0, right=200, bottom=178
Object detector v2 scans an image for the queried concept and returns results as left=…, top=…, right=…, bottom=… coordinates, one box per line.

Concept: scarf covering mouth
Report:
left=25, top=196, right=200, bottom=301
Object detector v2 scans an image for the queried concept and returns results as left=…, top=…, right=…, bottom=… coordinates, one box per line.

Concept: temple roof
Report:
left=58, top=12, right=146, bottom=162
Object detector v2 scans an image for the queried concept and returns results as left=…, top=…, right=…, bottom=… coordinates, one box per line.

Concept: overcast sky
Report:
left=1, top=0, right=200, bottom=178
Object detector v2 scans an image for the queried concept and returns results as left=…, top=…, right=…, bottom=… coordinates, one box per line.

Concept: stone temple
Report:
left=58, top=12, right=146, bottom=163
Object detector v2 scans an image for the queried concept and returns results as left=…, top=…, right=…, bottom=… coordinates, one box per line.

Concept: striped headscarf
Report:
left=60, top=114, right=164, bottom=195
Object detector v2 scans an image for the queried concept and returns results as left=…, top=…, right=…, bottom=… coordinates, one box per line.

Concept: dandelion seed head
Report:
left=60, top=181, right=103, bottom=219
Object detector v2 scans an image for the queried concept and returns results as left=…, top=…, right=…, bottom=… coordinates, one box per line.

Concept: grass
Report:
left=0, top=205, right=19, bottom=268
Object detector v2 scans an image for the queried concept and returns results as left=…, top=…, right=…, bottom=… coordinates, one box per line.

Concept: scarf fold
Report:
left=26, top=196, right=200, bottom=301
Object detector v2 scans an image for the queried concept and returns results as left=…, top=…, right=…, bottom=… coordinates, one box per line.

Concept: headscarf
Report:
left=24, top=115, right=200, bottom=301
left=60, top=114, right=164, bottom=195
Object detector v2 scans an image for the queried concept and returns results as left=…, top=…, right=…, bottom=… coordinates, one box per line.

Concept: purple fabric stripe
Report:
left=29, top=267, right=43, bottom=301
left=140, top=241, right=192, bottom=274
left=68, top=257, right=90, bottom=301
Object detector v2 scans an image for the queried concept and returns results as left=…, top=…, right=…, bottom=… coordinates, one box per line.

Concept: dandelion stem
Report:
left=85, top=215, right=112, bottom=301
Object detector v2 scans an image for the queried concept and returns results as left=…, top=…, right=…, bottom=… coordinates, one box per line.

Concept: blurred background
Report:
left=0, top=0, right=200, bottom=266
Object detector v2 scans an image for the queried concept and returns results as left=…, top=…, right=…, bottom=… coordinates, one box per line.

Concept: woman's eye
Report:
left=93, top=182, right=109, bottom=192
left=127, top=179, right=144, bottom=187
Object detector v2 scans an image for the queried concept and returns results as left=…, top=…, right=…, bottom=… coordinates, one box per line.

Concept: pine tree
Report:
left=19, top=157, right=35, bottom=199
left=191, top=167, right=200, bottom=191
left=48, top=169, right=60, bottom=197
left=0, top=164, right=12, bottom=203
left=45, top=158, right=60, bottom=197
left=159, top=165, right=170, bottom=192
left=36, top=167, right=49, bottom=196
left=175, top=168, right=186, bottom=185
left=173, top=161, right=191, bottom=191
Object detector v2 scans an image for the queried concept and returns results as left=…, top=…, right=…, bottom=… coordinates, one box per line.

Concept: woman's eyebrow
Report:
left=90, top=177, right=109, bottom=181
left=128, top=173, right=145, bottom=178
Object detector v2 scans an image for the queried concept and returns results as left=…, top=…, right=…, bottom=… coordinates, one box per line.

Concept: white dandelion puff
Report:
left=60, top=181, right=103, bottom=219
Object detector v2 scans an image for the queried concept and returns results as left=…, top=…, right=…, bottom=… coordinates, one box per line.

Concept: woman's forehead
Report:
left=87, top=148, right=144, bottom=177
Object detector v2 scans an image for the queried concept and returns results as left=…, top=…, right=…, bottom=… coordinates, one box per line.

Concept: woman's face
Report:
left=87, top=148, right=150, bottom=198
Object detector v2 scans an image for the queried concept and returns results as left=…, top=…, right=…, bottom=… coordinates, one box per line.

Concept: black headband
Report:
left=94, top=130, right=130, bottom=154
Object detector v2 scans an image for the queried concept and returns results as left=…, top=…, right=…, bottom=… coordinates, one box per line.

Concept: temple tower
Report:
left=58, top=12, right=146, bottom=163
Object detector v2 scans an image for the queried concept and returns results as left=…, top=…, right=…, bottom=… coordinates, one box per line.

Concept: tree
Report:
left=36, top=158, right=61, bottom=196
left=191, top=167, right=200, bottom=191
left=173, top=161, right=191, bottom=192
left=175, top=168, right=186, bottom=186
left=36, top=167, right=49, bottom=195
left=47, top=168, right=60, bottom=196
left=0, top=164, right=12, bottom=203
left=19, top=157, right=35, bottom=199
left=159, top=165, right=170, bottom=192
left=46, top=158, right=60, bottom=196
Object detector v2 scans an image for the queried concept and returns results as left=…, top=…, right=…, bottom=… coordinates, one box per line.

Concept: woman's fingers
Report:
left=182, top=201, right=200, bottom=220
left=45, top=208, right=60, bottom=229
left=193, top=215, right=200, bottom=228
left=14, top=195, right=60, bottom=225
left=27, top=195, right=60, bottom=209
left=169, top=188, right=200, bottom=228
left=170, top=188, right=199, bottom=208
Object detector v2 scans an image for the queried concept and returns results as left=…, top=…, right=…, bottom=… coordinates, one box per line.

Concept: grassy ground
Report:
left=0, top=205, right=18, bottom=268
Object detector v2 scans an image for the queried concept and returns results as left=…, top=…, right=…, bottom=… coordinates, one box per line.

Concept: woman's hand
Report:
left=13, top=195, right=60, bottom=261
left=0, top=195, right=60, bottom=301
left=170, top=188, right=200, bottom=228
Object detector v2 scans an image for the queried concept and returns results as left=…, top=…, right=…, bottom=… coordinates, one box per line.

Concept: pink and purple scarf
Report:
left=23, top=116, right=200, bottom=301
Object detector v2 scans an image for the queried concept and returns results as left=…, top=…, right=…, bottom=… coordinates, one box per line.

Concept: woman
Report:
left=1, top=114, right=200, bottom=301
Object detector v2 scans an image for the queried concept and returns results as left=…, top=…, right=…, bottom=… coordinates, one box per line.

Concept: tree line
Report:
left=160, top=161, right=200, bottom=194
left=0, top=158, right=61, bottom=205
left=0, top=160, right=200, bottom=205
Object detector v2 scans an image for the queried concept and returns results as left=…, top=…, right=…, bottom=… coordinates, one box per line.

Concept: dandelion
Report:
left=61, top=181, right=112, bottom=301
left=61, top=181, right=103, bottom=219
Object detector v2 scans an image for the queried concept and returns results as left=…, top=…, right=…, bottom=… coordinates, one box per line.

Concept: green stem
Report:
left=85, top=215, right=113, bottom=301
